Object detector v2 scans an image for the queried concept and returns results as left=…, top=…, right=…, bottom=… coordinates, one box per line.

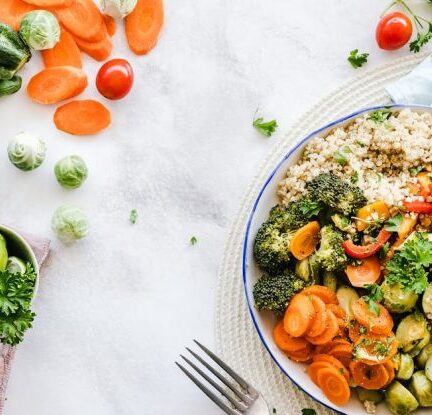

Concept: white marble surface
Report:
left=0, top=0, right=428, bottom=414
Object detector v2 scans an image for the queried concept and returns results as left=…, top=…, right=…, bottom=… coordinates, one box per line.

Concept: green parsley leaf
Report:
left=363, top=284, right=383, bottom=316
left=190, top=236, right=198, bottom=245
left=130, top=209, right=138, bottom=224
left=410, top=23, right=432, bottom=53
left=253, top=117, right=278, bottom=137
left=385, top=213, right=403, bottom=232
left=302, top=410, right=316, bottom=415
left=348, top=49, right=369, bottom=68
left=355, top=140, right=366, bottom=147
left=298, top=200, right=322, bottom=218
left=333, top=146, right=352, bottom=166
left=368, top=109, right=392, bottom=124
left=351, top=171, right=359, bottom=184
left=378, top=242, right=390, bottom=260
left=409, top=165, right=424, bottom=176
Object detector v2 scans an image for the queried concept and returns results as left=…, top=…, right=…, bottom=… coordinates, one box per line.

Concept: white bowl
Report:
left=242, top=104, right=432, bottom=414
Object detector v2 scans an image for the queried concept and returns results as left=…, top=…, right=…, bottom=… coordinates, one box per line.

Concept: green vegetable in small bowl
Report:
left=8, top=132, right=46, bottom=171
left=19, top=10, right=60, bottom=50
left=52, top=205, right=89, bottom=242
left=54, top=155, right=88, bottom=189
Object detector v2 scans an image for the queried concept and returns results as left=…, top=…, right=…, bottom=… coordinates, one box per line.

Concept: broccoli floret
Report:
left=253, top=221, right=296, bottom=274
left=253, top=271, right=306, bottom=315
left=315, top=225, right=348, bottom=272
left=331, top=213, right=356, bottom=234
left=306, top=173, right=367, bottom=215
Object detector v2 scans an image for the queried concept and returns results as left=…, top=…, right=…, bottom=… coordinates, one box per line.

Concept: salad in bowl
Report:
left=244, top=106, right=432, bottom=415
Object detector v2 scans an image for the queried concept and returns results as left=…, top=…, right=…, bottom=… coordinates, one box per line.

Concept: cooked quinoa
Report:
left=278, top=109, right=432, bottom=207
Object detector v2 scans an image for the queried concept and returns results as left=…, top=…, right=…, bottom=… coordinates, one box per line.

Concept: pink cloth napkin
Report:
left=0, top=231, right=50, bottom=414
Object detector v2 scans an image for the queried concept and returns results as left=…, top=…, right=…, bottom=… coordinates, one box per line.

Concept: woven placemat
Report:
left=215, top=52, right=428, bottom=414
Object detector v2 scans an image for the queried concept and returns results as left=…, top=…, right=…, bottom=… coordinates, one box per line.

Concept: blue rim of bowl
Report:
left=242, top=103, right=431, bottom=413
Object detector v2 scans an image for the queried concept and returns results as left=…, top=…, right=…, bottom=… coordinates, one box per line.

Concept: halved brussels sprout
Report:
left=0, top=234, right=7, bottom=271
left=396, top=313, right=431, bottom=356
left=357, top=387, right=384, bottom=403
left=295, top=258, right=311, bottom=282
left=410, top=371, right=432, bottom=407
left=7, top=132, right=46, bottom=171
left=386, top=381, right=419, bottom=415
left=381, top=279, right=418, bottom=313
left=20, top=11, right=60, bottom=50
left=308, top=253, right=321, bottom=283
left=423, top=284, right=432, bottom=318
left=417, top=344, right=432, bottom=369
left=336, top=286, right=359, bottom=320
left=395, top=353, right=415, bottom=381
left=426, top=356, right=432, bottom=381
left=6, top=256, right=26, bottom=274
left=323, top=270, right=337, bottom=292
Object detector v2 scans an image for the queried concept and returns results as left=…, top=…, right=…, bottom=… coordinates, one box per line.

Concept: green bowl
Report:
left=0, top=225, right=39, bottom=300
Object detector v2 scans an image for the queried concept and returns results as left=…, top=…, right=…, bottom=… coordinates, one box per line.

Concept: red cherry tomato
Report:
left=376, top=12, right=413, bottom=50
left=96, top=59, right=134, bottom=100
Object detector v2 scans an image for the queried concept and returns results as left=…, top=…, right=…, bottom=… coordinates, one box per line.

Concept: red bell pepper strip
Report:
left=403, top=200, right=432, bottom=214
left=342, top=229, right=392, bottom=259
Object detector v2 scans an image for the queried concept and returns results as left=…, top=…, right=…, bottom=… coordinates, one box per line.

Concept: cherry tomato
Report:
left=96, top=59, right=134, bottom=100
left=376, top=12, right=413, bottom=50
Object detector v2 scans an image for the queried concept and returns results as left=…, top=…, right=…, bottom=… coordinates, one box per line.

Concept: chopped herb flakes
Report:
left=368, top=109, right=392, bottom=124
left=130, top=209, right=138, bottom=224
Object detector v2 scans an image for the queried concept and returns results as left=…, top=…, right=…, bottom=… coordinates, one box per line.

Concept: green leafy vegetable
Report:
left=130, top=209, right=138, bottom=224
left=298, top=199, right=321, bottom=218
left=190, top=236, right=198, bottom=245
left=253, top=116, right=278, bottom=137
left=409, top=165, right=424, bottom=176
left=363, top=284, right=384, bottom=315
left=378, top=242, right=390, bottom=260
left=348, top=49, right=369, bottom=68
left=333, top=146, right=352, bottom=166
left=410, top=22, right=432, bottom=52
left=20, top=10, right=60, bottom=50
left=385, top=213, right=403, bottom=232
left=351, top=171, right=359, bottom=184
left=368, top=109, right=392, bottom=124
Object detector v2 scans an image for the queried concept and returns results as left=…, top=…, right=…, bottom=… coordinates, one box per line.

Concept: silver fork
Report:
left=175, top=340, right=271, bottom=415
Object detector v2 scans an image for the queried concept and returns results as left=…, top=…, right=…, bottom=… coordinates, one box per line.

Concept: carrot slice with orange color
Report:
left=284, top=294, right=314, bottom=337
left=353, top=334, right=398, bottom=365
left=54, top=99, right=111, bottom=135
left=289, top=221, right=320, bottom=260
left=273, top=320, right=309, bottom=353
left=286, top=344, right=313, bottom=362
left=348, top=321, right=368, bottom=343
left=74, top=34, right=112, bottom=61
left=22, top=0, right=72, bottom=6
left=125, top=0, right=164, bottom=55
left=317, top=366, right=351, bottom=406
left=346, top=256, right=382, bottom=288
left=352, top=298, right=393, bottom=335
left=327, top=343, right=353, bottom=369
left=103, top=14, right=116, bottom=36
left=349, top=360, right=389, bottom=390
left=356, top=201, right=390, bottom=231
left=55, top=0, right=105, bottom=42
left=383, top=360, right=395, bottom=386
left=306, top=295, right=327, bottom=338
left=42, top=28, right=82, bottom=68
left=27, top=66, right=87, bottom=104
left=306, top=310, right=339, bottom=345
left=0, top=0, right=35, bottom=30
left=312, top=354, right=350, bottom=382
left=301, top=285, right=338, bottom=304
left=308, top=361, right=334, bottom=385
left=327, top=304, right=348, bottom=328
left=314, top=338, right=351, bottom=355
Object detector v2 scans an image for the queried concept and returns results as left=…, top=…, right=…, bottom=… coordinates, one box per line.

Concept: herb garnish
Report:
left=130, top=209, right=138, bottom=224
left=253, top=116, right=278, bottom=137
left=347, top=49, right=369, bottom=68
left=363, top=284, right=384, bottom=316
left=333, top=146, right=352, bottom=166
left=385, top=213, right=403, bottom=232
left=368, top=109, right=392, bottom=124
left=409, top=165, right=424, bottom=176
left=351, top=171, right=359, bottom=184
left=190, top=236, right=198, bottom=245
left=298, top=200, right=321, bottom=218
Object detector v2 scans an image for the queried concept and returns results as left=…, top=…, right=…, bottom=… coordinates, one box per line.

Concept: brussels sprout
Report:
left=0, top=234, right=8, bottom=271
left=54, top=155, right=88, bottom=189
left=396, top=313, right=431, bottom=356
left=395, top=353, right=415, bottom=381
left=20, top=11, right=60, bottom=50
left=423, top=284, right=432, bottom=318
left=7, top=132, right=46, bottom=171
left=51, top=205, right=89, bottom=242
left=418, top=344, right=432, bottom=369
left=410, top=371, right=432, bottom=407
left=101, top=0, right=138, bottom=18
left=295, top=258, right=311, bottom=281
left=323, top=270, right=337, bottom=292
left=308, top=253, right=320, bottom=282
left=6, top=256, right=26, bottom=274
left=381, top=279, right=418, bottom=313
left=336, top=286, right=359, bottom=319
left=357, top=387, right=384, bottom=403
left=426, top=356, right=432, bottom=381
left=386, top=381, right=419, bottom=415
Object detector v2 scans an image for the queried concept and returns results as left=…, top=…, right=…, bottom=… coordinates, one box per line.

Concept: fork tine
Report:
left=185, top=347, right=254, bottom=405
left=180, top=355, right=248, bottom=412
left=193, top=340, right=256, bottom=393
left=175, top=362, right=241, bottom=415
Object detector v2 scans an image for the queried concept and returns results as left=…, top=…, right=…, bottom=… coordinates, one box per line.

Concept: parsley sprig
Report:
left=363, top=284, right=384, bottom=315
left=368, top=109, right=392, bottom=124
left=348, top=49, right=369, bottom=68
left=253, top=115, right=278, bottom=137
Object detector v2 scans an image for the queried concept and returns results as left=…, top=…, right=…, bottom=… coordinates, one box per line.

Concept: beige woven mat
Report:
left=215, top=52, right=428, bottom=415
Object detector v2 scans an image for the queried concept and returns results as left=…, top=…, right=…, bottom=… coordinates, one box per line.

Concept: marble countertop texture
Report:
left=0, top=0, right=427, bottom=414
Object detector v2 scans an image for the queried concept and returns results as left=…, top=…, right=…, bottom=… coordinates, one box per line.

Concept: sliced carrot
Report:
left=273, top=320, right=309, bottom=353
left=55, top=0, right=105, bottom=42
left=125, top=0, right=164, bottom=55
left=353, top=334, right=398, bottom=365
left=301, top=285, right=338, bottom=305
left=103, top=14, right=116, bottom=36
left=0, top=0, right=35, bottom=30
left=74, top=33, right=112, bottom=61
left=54, top=99, right=111, bottom=135
left=27, top=66, right=87, bottom=104
left=286, top=344, right=313, bottom=362
left=356, top=201, right=390, bottom=231
left=383, top=360, right=395, bottom=387
left=306, top=295, right=327, bottom=338
left=352, top=298, right=393, bottom=335
left=312, top=354, right=350, bottom=382
left=308, top=361, right=334, bottom=385
left=346, top=256, right=382, bottom=288
left=284, top=294, right=315, bottom=337
left=289, top=221, right=320, bottom=260
left=349, top=360, right=389, bottom=390
left=42, top=28, right=82, bottom=68
left=317, top=366, right=351, bottom=406
left=306, top=310, right=339, bottom=345
left=22, top=0, right=72, bottom=6
left=327, top=343, right=353, bottom=369
left=327, top=304, right=348, bottom=328
left=348, top=321, right=369, bottom=343
left=315, top=338, right=351, bottom=355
